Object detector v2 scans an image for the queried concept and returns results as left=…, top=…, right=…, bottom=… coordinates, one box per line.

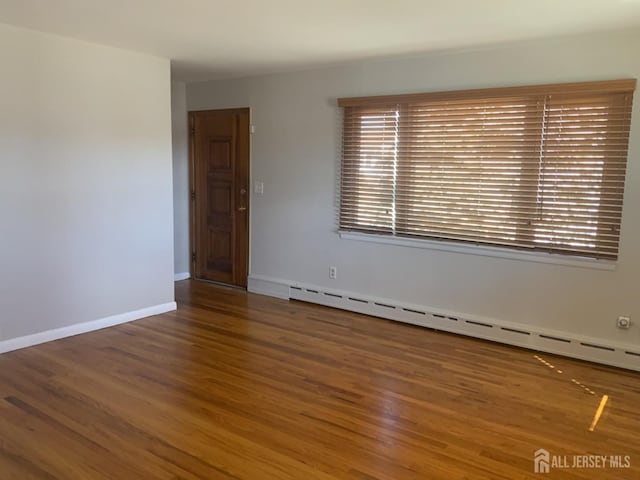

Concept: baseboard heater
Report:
left=287, top=284, right=640, bottom=372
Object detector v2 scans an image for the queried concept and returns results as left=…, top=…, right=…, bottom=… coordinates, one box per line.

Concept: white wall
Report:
left=186, top=29, right=640, bottom=345
left=171, top=82, right=190, bottom=277
left=0, top=24, right=175, bottom=343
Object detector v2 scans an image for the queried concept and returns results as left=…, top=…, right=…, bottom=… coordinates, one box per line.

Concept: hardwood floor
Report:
left=0, top=280, right=638, bottom=479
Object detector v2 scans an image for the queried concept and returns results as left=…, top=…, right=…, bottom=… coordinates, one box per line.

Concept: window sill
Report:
left=338, top=231, right=617, bottom=271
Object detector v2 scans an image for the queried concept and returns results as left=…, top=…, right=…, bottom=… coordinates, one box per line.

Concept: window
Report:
left=338, top=80, right=635, bottom=260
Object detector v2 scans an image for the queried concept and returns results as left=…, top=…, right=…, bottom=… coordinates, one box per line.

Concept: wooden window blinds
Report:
left=338, top=79, right=635, bottom=260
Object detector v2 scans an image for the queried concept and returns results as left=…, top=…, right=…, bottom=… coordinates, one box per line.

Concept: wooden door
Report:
left=190, top=109, right=249, bottom=287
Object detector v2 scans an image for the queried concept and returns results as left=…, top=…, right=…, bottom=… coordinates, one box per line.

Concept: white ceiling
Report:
left=1, top=0, right=640, bottom=82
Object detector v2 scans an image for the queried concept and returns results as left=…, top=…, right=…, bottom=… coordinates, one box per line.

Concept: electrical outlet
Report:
left=329, top=266, right=337, bottom=279
left=617, top=316, right=631, bottom=329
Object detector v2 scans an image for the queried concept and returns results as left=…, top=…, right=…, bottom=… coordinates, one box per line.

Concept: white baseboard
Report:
left=248, top=274, right=290, bottom=299
left=0, top=302, right=177, bottom=355
left=174, top=272, right=191, bottom=281
left=249, top=275, right=640, bottom=372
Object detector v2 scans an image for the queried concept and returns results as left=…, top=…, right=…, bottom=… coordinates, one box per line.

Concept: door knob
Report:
left=238, top=188, right=247, bottom=211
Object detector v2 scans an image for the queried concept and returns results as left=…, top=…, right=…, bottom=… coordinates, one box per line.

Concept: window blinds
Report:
left=338, top=80, right=635, bottom=260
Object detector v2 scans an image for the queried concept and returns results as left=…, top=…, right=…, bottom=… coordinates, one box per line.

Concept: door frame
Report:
left=188, top=107, right=251, bottom=288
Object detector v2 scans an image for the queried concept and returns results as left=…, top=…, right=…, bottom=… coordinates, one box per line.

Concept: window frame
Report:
left=338, top=79, right=636, bottom=263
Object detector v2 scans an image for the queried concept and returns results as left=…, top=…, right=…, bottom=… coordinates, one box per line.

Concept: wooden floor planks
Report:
left=0, top=279, right=638, bottom=479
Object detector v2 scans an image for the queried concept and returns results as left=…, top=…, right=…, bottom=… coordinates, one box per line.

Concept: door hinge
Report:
left=191, top=190, right=196, bottom=200
left=191, top=252, right=196, bottom=263
left=190, top=126, right=195, bottom=135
